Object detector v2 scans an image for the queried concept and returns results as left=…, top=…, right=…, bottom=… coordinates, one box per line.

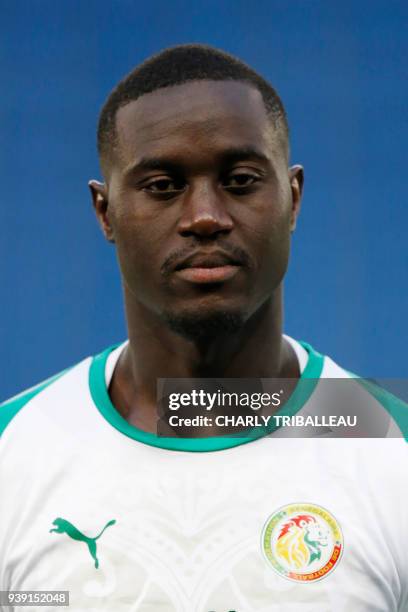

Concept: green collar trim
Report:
left=89, top=340, right=324, bottom=452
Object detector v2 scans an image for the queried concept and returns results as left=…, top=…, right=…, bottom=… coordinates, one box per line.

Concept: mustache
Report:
left=161, top=243, right=253, bottom=276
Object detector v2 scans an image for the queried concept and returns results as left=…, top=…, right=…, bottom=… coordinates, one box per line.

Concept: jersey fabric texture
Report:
left=0, top=338, right=407, bottom=612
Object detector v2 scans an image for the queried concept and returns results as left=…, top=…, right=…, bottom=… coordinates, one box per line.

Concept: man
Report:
left=1, top=44, right=407, bottom=611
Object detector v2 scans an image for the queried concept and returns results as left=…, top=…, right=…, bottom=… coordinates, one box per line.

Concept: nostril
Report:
left=178, top=212, right=234, bottom=237
left=179, top=227, right=231, bottom=239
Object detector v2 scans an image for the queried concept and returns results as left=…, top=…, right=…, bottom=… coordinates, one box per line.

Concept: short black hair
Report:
left=97, top=44, right=289, bottom=173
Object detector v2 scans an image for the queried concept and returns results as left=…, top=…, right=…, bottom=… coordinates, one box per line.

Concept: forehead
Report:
left=114, top=80, right=284, bottom=169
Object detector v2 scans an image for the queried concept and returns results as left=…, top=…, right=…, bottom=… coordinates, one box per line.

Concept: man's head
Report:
left=97, top=44, right=290, bottom=177
left=91, top=44, right=303, bottom=341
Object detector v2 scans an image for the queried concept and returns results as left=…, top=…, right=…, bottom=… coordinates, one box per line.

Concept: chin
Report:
left=163, top=307, right=246, bottom=341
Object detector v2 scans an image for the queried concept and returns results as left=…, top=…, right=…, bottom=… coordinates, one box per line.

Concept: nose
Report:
left=177, top=179, right=233, bottom=238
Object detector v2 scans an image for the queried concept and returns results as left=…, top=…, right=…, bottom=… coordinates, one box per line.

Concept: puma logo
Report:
left=50, top=517, right=116, bottom=568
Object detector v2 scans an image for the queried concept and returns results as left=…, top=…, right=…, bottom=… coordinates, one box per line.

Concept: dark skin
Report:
left=90, top=80, right=304, bottom=434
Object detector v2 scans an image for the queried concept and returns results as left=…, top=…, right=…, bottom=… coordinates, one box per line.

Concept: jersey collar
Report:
left=89, top=340, right=324, bottom=452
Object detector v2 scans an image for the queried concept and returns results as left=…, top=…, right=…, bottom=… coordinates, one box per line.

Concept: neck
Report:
left=109, top=285, right=299, bottom=431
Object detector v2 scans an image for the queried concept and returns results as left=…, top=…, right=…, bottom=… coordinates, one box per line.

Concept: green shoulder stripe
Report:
left=356, top=378, right=408, bottom=441
left=0, top=369, right=69, bottom=436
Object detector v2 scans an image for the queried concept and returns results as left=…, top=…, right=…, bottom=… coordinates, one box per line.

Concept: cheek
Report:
left=261, top=229, right=291, bottom=284
left=111, top=208, right=165, bottom=292
left=249, top=195, right=292, bottom=254
left=246, top=203, right=292, bottom=290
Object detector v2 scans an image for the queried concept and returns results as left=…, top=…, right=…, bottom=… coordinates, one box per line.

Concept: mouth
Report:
left=174, top=252, right=244, bottom=284
left=176, top=264, right=240, bottom=284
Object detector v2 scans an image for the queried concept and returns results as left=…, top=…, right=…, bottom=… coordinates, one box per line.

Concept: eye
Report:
left=143, top=177, right=185, bottom=195
left=223, top=172, right=261, bottom=191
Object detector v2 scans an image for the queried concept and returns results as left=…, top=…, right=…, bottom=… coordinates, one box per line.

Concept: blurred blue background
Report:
left=1, top=0, right=407, bottom=400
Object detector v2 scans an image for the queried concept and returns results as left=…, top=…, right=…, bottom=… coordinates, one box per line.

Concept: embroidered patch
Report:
left=261, top=503, right=343, bottom=582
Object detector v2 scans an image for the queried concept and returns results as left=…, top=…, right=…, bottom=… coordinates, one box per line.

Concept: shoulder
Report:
left=0, top=371, right=66, bottom=438
left=313, top=345, right=408, bottom=440
left=0, top=344, right=119, bottom=438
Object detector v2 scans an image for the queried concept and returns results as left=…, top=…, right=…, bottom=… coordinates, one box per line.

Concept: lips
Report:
left=174, top=252, right=243, bottom=271
left=174, top=251, right=244, bottom=284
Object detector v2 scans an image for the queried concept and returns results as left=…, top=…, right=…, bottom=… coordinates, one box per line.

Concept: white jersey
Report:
left=0, top=338, right=407, bottom=612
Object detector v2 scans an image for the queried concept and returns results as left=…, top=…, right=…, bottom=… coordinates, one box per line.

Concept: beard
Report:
left=163, top=308, right=245, bottom=341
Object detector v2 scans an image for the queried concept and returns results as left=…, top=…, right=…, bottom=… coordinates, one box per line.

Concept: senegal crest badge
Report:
left=262, top=502, right=343, bottom=582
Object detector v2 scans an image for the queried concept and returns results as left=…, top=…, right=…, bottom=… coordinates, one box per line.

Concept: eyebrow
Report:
left=123, top=146, right=271, bottom=176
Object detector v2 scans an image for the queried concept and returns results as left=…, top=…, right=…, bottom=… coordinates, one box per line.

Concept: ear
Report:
left=288, top=165, right=304, bottom=232
left=88, top=180, right=115, bottom=243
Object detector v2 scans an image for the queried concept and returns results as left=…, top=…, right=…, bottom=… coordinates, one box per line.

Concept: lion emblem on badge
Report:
left=275, top=513, right=329, bottom=569
left=262, top=503, right=343, bottom=582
